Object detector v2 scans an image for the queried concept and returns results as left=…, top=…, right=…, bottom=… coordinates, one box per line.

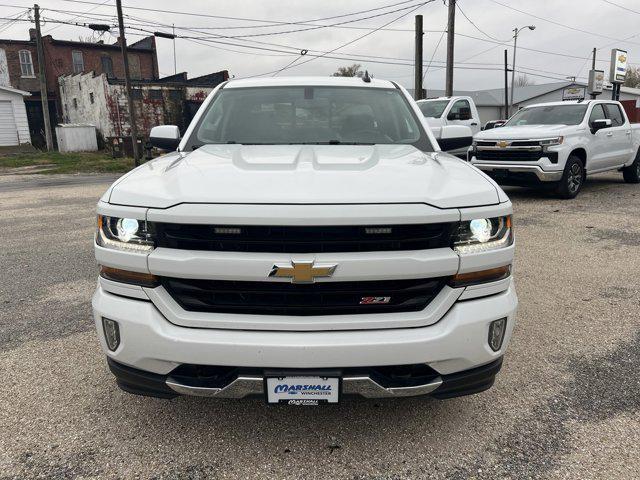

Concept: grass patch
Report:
left=0, top=151, right=137, bottom=174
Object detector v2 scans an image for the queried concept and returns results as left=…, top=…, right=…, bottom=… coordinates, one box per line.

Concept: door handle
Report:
left=626, top=131, right=632, bottom=135
left=606, top=132, right=613, bottom=137
left=471, top=122, right=478, bottom=126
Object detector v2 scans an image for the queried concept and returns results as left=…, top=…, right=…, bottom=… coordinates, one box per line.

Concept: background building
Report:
left=0, top=30, right=158, bottom=147
left=0, top=84, right=31, bottom=146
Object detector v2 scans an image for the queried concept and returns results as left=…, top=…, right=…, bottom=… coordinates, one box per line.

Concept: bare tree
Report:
left=514, top=74, right=535, bottom=87
left=624, top=66, right=640, bottom=88
left=332, top=64, right=364, bottom=77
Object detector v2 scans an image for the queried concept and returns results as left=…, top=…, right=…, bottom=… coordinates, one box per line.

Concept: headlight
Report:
left=453, top=215, right=512, bottom=253
left=539, top=137, right=563, bottom=147
left=96, top=215, right=155, bottom=252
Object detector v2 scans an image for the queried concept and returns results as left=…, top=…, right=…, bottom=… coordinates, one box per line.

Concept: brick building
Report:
left=0, top=30, right=158, bottom=147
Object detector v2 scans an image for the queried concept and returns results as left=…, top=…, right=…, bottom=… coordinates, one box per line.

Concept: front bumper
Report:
left=92, top=279, right=517, bottom=399
left=472, top=163, right=563, bottom=182
left=108, top=356, right=504, bottom=400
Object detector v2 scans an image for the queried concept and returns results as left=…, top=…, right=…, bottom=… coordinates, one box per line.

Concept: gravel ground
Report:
left=0, top=172, right=639, bottom=479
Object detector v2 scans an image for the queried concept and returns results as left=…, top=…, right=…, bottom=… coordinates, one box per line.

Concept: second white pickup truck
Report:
left=417, top=96, right=480, bottom=157
left=469, top=100, right=640, bottom=198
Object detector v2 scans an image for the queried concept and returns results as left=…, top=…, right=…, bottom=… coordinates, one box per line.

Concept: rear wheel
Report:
left=622, top=150, right=640, bottom=184
left=556, top=156, right=584, bottom=199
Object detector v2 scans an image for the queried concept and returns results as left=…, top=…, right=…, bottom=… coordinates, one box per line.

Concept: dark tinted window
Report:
left=449, top=99, right=471, bottom=120
left=604, top=103, right=624, bottom=126
left=149, top=89, right=163, bottom=100
left=506, top=105, right=588, bottom=126
left=193, top=86, right=429, bottom=148
left=589, top=104, right=606, bottom=126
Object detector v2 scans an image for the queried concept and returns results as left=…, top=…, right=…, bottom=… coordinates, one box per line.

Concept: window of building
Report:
left=72, top=50, right=84, bottom=74
left=149, top=89, right=163, bottom=100
left=101, top=56, right=114, bottom=78
left=19, top=50, right=34, bottom=77
left=131, top=89, right=143, bottom=100
left=604, top=103, right=624, bottom=126
left=89, top=92, right=94, bottom=104
left=73, top=98, right=78, bottom=109
left=169, top=89, right=182, bottom=101
left=128, top=54, right=141, bottom=80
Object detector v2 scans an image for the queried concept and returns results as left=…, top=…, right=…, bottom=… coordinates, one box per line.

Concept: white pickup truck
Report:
left=93, top=77, right=517, bottom=405
left=417, top=96, right=481, bottom=157
left=469, top=100, right=640, bottom=198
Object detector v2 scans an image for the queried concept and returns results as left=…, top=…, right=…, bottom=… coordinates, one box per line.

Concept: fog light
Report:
left=102, top=318, right=120, bottom=351
left=488, top=318, right=507, bottom=352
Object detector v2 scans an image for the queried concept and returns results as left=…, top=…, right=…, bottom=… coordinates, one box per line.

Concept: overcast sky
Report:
left=2, top=0, right=639, bottom=91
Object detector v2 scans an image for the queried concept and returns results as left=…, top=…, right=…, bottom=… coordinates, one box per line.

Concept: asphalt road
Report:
left=1, top=172, right=639, bottom=479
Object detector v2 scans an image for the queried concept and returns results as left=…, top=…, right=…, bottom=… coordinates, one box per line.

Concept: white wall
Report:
left=0, top=89, right=31, bottom=145
left=476, top=106, right=502, bottom=125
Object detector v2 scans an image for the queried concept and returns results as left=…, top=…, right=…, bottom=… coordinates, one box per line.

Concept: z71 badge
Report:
left=360, top=296, right=391, bottom=305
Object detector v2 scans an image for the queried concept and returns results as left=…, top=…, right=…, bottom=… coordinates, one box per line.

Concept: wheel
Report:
left=622, top=150, right=640, bottom=184
left=555, top=156, right=585, bottom=199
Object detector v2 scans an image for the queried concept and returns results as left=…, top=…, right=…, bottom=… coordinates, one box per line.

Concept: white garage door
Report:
left=0, top=100, right=19, bottom=146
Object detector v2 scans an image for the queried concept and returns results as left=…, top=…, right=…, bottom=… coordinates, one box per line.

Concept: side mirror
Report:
left=591, top=118, right=612, bottom=133
left=150, top=125, right=181, bottom=151
left=438, top=125, right=473, bottom=151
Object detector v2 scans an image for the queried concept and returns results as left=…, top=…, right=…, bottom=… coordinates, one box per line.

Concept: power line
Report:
left=44, top=0, right=111, bottom=34
left=242, top=0, right=434, bottom=77
left=600, top=0, right=640, bottom=16
left=455, top=1, right=510, bottom=42
left=487, top=0, right=640, bottom=46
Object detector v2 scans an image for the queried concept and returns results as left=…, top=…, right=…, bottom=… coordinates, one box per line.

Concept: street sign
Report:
left=610, top=48, right=628, bottom=83
left=562, top=86, right=586, bottom=101
left=587, top=69, right=605, bottom=95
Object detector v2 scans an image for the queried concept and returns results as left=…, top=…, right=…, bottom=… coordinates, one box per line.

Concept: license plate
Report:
left=266, top=376, right=340, bottom=405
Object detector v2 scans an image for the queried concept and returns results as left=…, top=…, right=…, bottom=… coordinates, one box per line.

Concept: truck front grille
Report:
left=154, top=223, right=455, bottom=253
left=475, top=149, right=558, bottom=163
left=161, top=277, right=447, bottom=316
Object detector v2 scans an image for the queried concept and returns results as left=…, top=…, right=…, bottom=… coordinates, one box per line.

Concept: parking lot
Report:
left=1, top=172, right=639, bottom=479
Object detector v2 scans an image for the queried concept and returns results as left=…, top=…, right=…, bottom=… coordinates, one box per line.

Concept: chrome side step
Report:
left=165, top=375, right=442, bottom=399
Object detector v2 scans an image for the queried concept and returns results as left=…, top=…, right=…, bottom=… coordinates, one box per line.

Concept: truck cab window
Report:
left=589, top=104, right=606, bottom=127
left=604, top=104, right=624, bottom=126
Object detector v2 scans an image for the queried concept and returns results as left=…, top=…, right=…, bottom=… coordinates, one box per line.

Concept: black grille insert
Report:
left=162, top=277, right=447, bottom=316
left=475, top=150, right=558, bottom=163
left=154, top=223, right=455, bottom=253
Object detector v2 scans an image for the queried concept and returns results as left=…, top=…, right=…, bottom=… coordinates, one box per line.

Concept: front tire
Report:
left=556, top=156, right=585, bottom=199
left=622, top=150, right=640, bottom=184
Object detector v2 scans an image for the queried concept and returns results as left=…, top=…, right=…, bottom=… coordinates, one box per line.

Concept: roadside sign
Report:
left=587, top=70, right=605, bottom=95
left=610, top=48, right=628, bottom=83
left=562, top=86, right=586, bottom=101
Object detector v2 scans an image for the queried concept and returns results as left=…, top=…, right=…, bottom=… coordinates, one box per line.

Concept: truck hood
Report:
left=475, top=124, right=572, bottom=140
left=107, top=144, right=499, bottom=209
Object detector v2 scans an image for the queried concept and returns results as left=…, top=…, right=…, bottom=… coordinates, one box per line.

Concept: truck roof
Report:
left=520, top=99, right=621, bottom=109
left=417, top=96, right=472, bottom=102
left=224, top=76, right=397, bottom=89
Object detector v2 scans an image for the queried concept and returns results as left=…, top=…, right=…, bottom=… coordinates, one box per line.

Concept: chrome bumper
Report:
left=473, top=163, right=563, bottom=182
left=166, top=375, right=443, bottom=399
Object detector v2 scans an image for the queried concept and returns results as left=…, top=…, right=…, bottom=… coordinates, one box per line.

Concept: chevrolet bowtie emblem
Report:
left=497, top=140, right=510, bottom=148
left=269, top=261, right=337, bottom=283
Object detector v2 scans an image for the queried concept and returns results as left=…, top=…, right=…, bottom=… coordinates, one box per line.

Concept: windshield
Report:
left=505, top=104, right=588, bottom=126
left=417, top=100, right=449, bottom=118
left=190, top=86, right=428, bottom=148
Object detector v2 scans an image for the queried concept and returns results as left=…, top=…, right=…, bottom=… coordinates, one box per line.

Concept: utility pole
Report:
left=510, top=28, right=518, bottom=113
left=116, top=0, right=140, bottom=164
left=591, top=47, right=597, bottom=99
left=445, top=0, right=455, bottom=96
left=173, top=24, right=177, bottom=75
left=414, top=14, right=424, bottom=100
left=504, top=49, right=509, bottom=119
left=34, top=5, right=53, bottom=151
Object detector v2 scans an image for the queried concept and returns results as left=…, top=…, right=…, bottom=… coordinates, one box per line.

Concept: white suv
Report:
left=93, top=76, right=517, bottom=405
